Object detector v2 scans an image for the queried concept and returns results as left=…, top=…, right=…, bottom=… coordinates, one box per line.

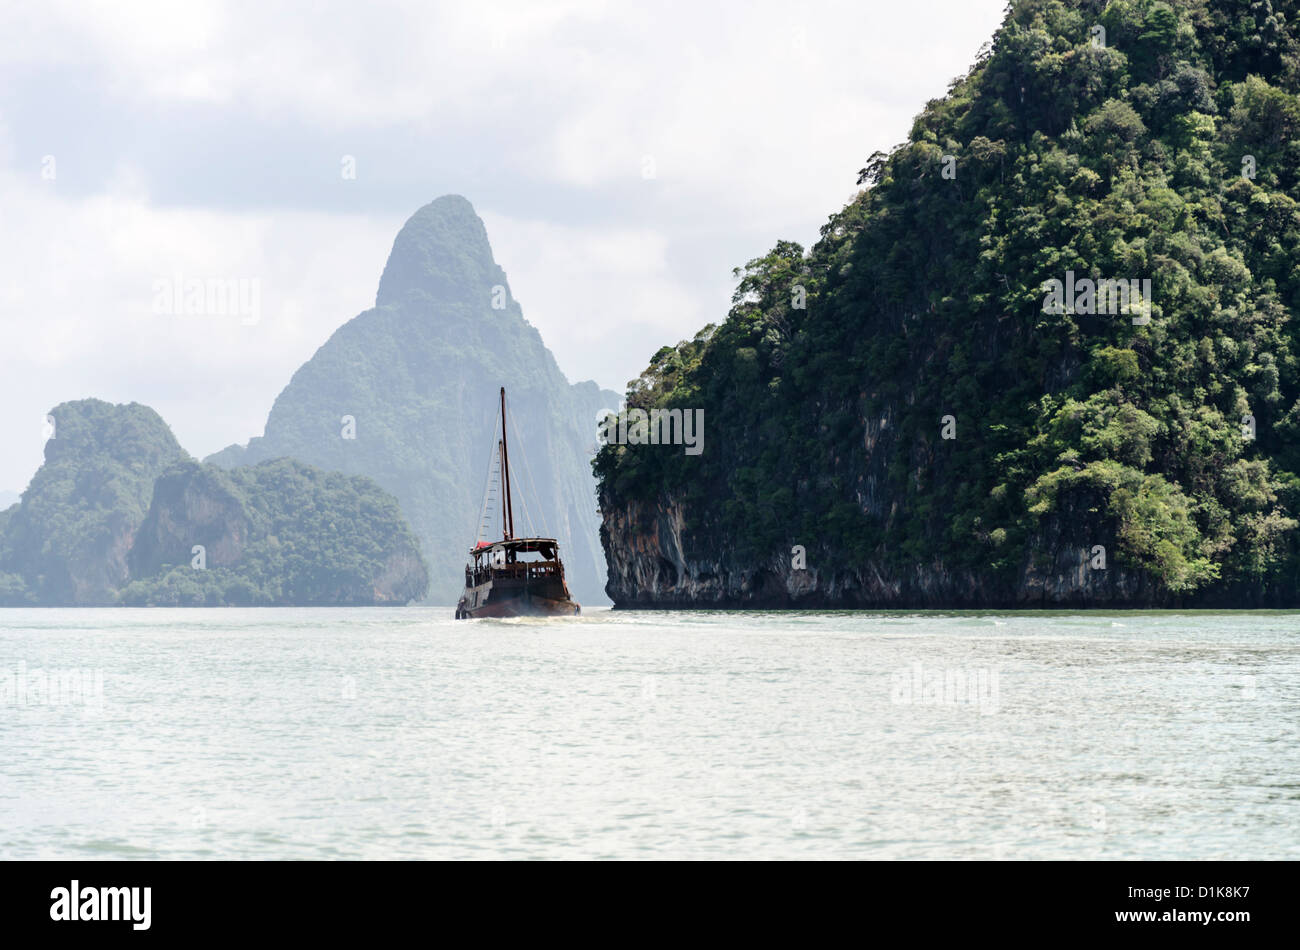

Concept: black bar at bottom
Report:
left=0, top=859, right=1288, bottom=939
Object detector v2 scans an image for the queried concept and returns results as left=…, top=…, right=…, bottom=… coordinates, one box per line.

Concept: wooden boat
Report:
left=454, top=388, right=580, bottom=619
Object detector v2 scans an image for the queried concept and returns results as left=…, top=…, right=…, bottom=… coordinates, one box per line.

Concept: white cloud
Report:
left=0, top=164, right=399, bottom=486
left=0, top=0, right=1008, bottom=490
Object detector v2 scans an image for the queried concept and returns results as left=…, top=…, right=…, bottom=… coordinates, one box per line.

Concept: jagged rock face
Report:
left=64, top=513, right=139, bottom=606
left=129, top=463, right=253, bottom=576
left=371, top=548, right=428, bottom=605
left=209, top=195, right=619, bottom=604
left=600, top=492, right=1158, bottom=608
left=129, top=458, right=429, bottom=606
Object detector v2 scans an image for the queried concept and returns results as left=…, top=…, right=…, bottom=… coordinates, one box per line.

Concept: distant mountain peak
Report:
left=206, top=196, right=617, bottom=603
left=375, top=194, right=511, bottom=309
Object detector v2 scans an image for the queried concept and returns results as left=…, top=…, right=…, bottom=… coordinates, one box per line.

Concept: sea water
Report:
left=1, top=607, right=1297, bottom=859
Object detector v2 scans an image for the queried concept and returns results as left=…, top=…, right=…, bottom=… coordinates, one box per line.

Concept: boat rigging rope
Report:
left=474, top=401, right=503, bottom=544
left=508, top=411, right=547, bottom=541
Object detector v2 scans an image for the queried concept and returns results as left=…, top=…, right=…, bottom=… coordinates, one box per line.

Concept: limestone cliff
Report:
left=595, top=0, right=1300, bottom=608
left=600, top=493, right=1157, bottom=608
left=209, top=195, right=619, bottom=605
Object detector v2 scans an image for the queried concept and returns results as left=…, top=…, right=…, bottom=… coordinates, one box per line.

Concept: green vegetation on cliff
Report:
left=0, top=400, right=427, bottom=606
left=121, top=458, right=427, bottom=606
left=0, top=400, right=187, bottom=604
left=596, top=0, right=1300, bottom=604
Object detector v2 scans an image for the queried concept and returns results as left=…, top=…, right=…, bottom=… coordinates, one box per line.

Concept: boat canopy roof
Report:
left=469, top=537, right=561, bottom=557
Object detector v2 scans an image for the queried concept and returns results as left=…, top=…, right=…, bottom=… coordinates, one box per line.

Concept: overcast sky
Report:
left=0, top=0, right=1006, bottom=491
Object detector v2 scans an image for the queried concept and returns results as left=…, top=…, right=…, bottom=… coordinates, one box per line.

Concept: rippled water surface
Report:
left=1, top=607, right=1298, bottom=859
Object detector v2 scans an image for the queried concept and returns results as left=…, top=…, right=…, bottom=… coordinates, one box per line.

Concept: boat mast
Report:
left=498, top=439, right=507, bottom=540
left=500, top=386, right=515, bottom=540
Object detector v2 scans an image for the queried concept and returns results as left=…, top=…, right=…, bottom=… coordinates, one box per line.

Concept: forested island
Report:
left=0, top=400, right=428, bottom=606
left=595, top=0, right=1300, bottom=608
left=0, top=197, right=619, bottom=608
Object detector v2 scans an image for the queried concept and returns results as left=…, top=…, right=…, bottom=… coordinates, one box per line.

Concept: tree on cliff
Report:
left=595, top=0, right=1300, bottom=606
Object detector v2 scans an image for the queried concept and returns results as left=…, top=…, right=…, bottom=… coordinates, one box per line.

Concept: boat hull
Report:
left=456, top=594, right=580, bottom=619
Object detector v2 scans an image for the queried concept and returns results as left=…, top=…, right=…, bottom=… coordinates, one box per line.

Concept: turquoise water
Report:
left=1, top=607, right=1297, bottom=859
